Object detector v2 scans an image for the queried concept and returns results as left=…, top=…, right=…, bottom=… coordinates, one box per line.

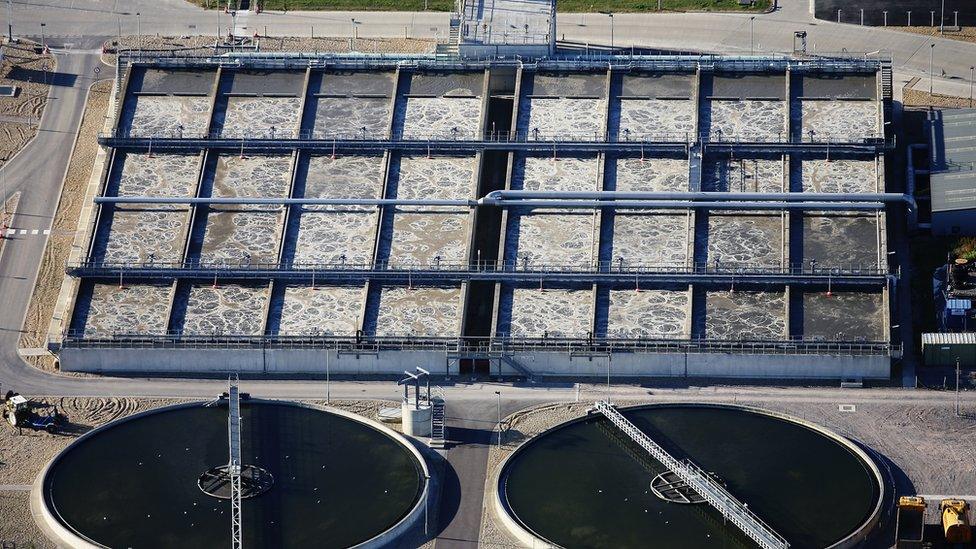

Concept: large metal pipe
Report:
left=487, top=190, right=913, bottom=204
left=94, top=196, right=886, bottom=211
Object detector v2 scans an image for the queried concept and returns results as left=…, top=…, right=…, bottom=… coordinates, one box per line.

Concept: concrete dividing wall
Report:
left=61, top=348, right=890, bottom=379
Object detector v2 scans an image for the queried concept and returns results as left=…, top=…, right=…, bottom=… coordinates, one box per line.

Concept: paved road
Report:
left=8, top=0, right=976, bottom=98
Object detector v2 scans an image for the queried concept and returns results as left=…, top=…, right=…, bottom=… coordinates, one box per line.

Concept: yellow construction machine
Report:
left=941, top=498, right=972, bottom=544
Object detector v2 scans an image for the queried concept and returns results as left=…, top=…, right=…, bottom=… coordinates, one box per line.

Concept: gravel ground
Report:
left=890, top=25, right=976, bottom=45
left=903, top=78, right=976, bottom=108
left=18, top=79, right=112, bottom=370
left=101, top=34, right=435, bottom=64
left=0, top=396, right=399, bottom=548
left=479, top=389, right=976, bottom=547
left=0, top=39, right=54, bottom=169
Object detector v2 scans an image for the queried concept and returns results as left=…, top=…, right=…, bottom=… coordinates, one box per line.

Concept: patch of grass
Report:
left=194, top=0, right=769, bottom=12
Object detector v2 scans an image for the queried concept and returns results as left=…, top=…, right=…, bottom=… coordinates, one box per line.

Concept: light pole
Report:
left=494, top=391, right=501, bottom=447
left=750, top=16, right=755, bottom=55
left=39, top=22, right=45, bottom=51
left=325, top=349, right=331, bottom=404
left=970, top=66, right=974, bottom=108
left=955, top=357, right=961, bottom=416
left=929, top=43, right=935, bottom=95
left=424, top=473, right=430, bottom=535
left=940, top=0, right=945, bottom=34
left=6, top=0, right=12, bottom=42
left=136, top=12, right=141, bottom=52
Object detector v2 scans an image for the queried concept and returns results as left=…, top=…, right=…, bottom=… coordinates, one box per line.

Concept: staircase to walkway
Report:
left=595, top=400, right=790, bottom=549
left=881, top=64, right=893, bottom=132
left=430, top=396, right=446, bottom=448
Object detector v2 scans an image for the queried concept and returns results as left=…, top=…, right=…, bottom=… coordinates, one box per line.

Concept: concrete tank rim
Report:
left=31, top=398, right=430, bottom=549
left=491, top=401, right=886, bottom=549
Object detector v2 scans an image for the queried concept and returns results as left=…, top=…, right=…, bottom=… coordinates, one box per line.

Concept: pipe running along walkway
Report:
left=594, top=400, right=790, bottom=549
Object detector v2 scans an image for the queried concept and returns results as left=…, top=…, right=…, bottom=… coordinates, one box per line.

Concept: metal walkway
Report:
left=96, top=134, right=888, bottom=155
left=594, top=400, right=789, bottom=549
left=228, top=380, right=243, bottom=549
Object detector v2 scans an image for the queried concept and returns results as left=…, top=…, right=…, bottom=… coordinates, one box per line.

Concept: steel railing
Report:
left=57, top=332, right=898, bottom=356
left=596, top=401, right=789, bottom=549
left=66, top=259, right=891, bottom=279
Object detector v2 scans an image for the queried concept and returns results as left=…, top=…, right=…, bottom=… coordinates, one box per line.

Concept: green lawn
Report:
left=196, top=0, right=769, bottom=12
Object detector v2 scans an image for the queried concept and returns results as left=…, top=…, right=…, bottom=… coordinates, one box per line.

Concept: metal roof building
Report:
left=928, top=108, right=976, bottom=236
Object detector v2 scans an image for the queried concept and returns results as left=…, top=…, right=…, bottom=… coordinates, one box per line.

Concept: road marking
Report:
left=5, top=229, right=13, bottom=236
left=4, top=228, right=56, bottom=236
left=839, top=404, right=856, bottom=412
left=31, top=229, right=38, bottom=235
left=43, top=229, right=51, bottom=235
left=18, top=229, right=26, bottom=234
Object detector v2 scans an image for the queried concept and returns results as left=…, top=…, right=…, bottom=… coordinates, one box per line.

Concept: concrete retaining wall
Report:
left=60, top=348, right=890, bottom=379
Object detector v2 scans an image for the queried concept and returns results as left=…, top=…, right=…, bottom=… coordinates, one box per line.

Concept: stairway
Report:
left=436, top=17, right=461, bottom=56
left=429, top=397, right=446, bottom=448
left=881, top=64, right=893, bottom=136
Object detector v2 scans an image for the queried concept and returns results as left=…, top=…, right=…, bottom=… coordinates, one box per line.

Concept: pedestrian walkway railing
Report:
left=595, top=400, right=790, bottom=549
left=66, top=259, right=891, bottom=284
left=57, top=332, right=898, bottom=357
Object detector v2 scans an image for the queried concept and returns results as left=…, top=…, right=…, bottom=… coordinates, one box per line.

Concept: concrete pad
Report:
left=279, top=285, right=364, bottom=335
left=508, top=288, right=592, bottom=338
left=802, top=291, right=884, bottom=341
left=610, top=213, right=688, bottom=268
left=126, top=95, right=211, bottom=137
left=798, top=158, right=878, bottom=193
left=802, top=213, right=882, bottom=270
left=702, top=156, right=784, bottom=192
left=82, top=284, right=171, bottom=336
left=216, top=96, right=302, bottom=138
left=706, top=213, right=784, bottom=268
left=519, top=98, right=605, bottom=138
left=374, top=287, right=461, bottom=337
left=183, top=284, right=269, bottom=335
left=400, top=97, right=482, bottom=139
left=617, top=99, right=694, bottom=138
left=704, top=290, right=786, bottom=340
left=607, top=289, right=690, bottom=339
left=115, top=153, right=199, bottom=197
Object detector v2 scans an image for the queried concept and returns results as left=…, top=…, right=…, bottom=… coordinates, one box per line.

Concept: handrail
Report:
left=595, top=401, right=789, bottom=549
left=56, top=333, right=898, bottom=356
left=66, top=259, right=892, bottom=278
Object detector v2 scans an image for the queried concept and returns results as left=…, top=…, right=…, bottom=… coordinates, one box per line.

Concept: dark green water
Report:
left=502, top=405, right=880, bottom=549
left=45, top=402, right=423, bottom=548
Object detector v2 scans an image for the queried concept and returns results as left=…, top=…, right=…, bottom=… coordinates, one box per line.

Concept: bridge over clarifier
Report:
left=594, top=400, right=790, bottom=549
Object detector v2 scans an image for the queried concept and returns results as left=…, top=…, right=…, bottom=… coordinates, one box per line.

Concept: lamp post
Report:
left=607, top=12, right=614, bottom=51
left=6, top=0, right=12, bottom=42
left=39, top=22, right=45, bottom=50
left=494, top=391, right=501, bottom=447
left=970, top=65, right=974, bottom=108
left=929, top=43, right=935, bottom=95
left=750, top=16, right=755, bottom=55
left=136, top=12, right=141, bottom=52
left=325, top=348, right=331, bottom=404
left=955, top=357, right=961, bottom=416
left=940, top=0, right=945, bottom=34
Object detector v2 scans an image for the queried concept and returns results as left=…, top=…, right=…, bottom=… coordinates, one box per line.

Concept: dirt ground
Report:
left=891, top=25, right=976, bottom=45
left=902, top=76, right=975, bottom=108
left=17, top=79, right=113, bottom=370
left=0, top=396, right=398, bottom=547
left=101, top=34, right=435, bottom=64
left=0, top=39, right=54, bottom=169
left=479, top=390, right=976, bottom=547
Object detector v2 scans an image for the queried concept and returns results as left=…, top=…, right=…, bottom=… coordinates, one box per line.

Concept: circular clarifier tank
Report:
left=496, top=404, right=884, bottom=549
left=36, top=400, right=427, bottom=548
